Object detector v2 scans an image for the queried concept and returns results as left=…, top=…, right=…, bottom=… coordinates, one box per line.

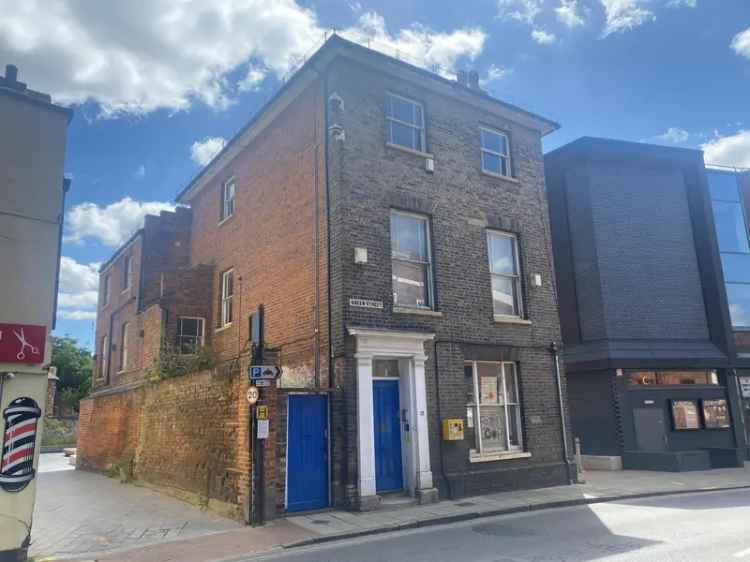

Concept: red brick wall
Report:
left=77, top=367, right=251, bottom=519
left=186, top=79, right=329, bottom=387
left=94, top=235, right=143, bottom=388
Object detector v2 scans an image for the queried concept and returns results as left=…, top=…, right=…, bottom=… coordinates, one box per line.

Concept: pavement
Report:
left=31, top=453, right=242, bottom=560
left=30, top=454, right=750, bottom=562
left=239, top=488, right=750, bottom=562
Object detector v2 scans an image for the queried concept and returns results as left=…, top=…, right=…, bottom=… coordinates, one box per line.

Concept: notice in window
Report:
left=671, top=400, right=701, bottom=430
left=480, top=409, right=506, bottom=450
left=480, top=377, right=498, bottom=404
left=702, top=399, right=730, bottom=429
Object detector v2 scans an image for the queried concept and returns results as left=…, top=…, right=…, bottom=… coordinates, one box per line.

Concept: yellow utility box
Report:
left=442, top=418, right=465, bottom=441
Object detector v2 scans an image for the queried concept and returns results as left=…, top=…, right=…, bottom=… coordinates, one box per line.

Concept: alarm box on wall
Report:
left=442, top=418, right=465, bottom=441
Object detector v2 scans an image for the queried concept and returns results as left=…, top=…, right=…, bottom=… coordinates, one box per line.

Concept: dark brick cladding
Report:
left=326, top=57, right=571, bottom=502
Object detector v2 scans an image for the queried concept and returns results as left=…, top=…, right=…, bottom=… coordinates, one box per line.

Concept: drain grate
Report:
left=311, top=519, right=330, bottom=525
left=456, top=501, right=476, bottom=507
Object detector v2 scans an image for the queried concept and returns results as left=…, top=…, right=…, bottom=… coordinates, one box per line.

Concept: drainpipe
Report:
left=550, top=341, right=575, bottom=484
left=433, top=341, right=453, bottom=499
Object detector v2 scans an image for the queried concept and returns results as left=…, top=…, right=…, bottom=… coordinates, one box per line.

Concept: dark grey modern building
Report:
left=545, top=137, right=748, bottom=472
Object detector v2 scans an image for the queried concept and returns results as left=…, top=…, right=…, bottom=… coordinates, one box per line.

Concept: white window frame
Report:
left=102, top=274, right=111, bottom=306
left=466, top=361, right=524, bottom=456
left=385, top=92, right=426, bottom=153
left=480, top=127, right=512, bottom=178
left=220, top=269, right=234, bottom=327
left=119, top=322, right=129, bottom=372
left=390, top=210, right=434, bottom=310
left=122, top=255, right=133, bottom=292
left=220, top=178, right=236, bottom=222
left=100, top=334, right=108, bottom=379
left=178, top=317, right=206, bottom=354
left=487, top=230, right=523, bottom=319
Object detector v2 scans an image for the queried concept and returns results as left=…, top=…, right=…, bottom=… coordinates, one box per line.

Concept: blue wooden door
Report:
left=287, top=395, right=329, bottom=512
left=373, top=380, right=403, bottom=492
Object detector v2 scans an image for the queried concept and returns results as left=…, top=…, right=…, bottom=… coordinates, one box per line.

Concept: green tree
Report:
left=50, top=336, right=92, bottom=413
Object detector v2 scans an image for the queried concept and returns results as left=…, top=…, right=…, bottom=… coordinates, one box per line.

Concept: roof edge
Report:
left=177, top=34, right=560, bottom=204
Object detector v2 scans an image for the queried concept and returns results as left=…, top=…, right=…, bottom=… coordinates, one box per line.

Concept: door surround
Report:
left=348, top=326, right=437, bottom=509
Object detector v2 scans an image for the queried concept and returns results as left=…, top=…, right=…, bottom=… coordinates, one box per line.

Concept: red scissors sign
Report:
left=0, top=324, right=46, bottom=364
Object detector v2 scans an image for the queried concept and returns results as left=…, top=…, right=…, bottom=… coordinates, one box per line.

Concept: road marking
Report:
left=733, top=546, right=750, bottom=558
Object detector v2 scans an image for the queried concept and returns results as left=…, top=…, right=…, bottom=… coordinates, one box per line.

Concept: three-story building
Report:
left=79, top=35, right=572, bottom=520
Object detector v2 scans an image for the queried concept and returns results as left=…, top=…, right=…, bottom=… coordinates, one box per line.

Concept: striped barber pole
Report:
left=0, top=397, right=41, bottom=493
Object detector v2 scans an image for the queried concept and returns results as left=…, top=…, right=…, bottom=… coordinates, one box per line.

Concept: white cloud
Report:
left=667, top=0, right=696, bottom=7
left=238, top=66, right=268, bottom=92
left=0, top=1, right=488, bottom=116
left=481, top=64, right=512, bottom=86
left=65, top=197, right=176, bottom=248
left=497, top=0, right=543, bottom=24
left=341, top=12, right=485, bottom=78
left=702, top=130, right=750, bottom=168
left=532, top=29, right=558, bottom=44
left=58, top=310, right=97, bottom=321
left=57, top=256, right=100, bottom=322
left=556, top=0, right=586, bottom=27
left=600, top=0, right=655, bottom=36
left=190, top=137, right=227, bottom=166
left=731, top=27, right=750, bottom=59
left=656, top=127, right=690, bottom=143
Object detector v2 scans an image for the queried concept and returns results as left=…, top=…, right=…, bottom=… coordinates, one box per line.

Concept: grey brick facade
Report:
left=325, top=47, right=572, bottom=504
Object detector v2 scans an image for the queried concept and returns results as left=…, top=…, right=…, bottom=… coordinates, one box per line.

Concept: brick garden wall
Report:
left=77, top=368, right=251, bottom=520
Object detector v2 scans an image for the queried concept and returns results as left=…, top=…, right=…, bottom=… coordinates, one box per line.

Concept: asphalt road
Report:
left=247, top=489, right=750, bottom=562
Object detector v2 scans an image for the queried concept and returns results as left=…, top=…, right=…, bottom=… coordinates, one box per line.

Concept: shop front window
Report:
left=465, top=361, right=523, bottom=456
left=626, top=370, right=719, bottom=387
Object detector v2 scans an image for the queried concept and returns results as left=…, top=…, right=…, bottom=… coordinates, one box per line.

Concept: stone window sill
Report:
left=385, top=142, right=434, bottom=160
left=469, top=451, right=531, bottom=463
left=218, top=214, right=234, bottom=227
left=493, top=315, right=532, bottom=325
left=481, top=169, right=520, bottom=184
left=214, top=323, right=232, bottom=334
left=393, top=306, right=443, bottom=318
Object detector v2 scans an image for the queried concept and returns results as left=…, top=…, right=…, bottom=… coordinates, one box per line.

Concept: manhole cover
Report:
left=471, top=523, right=536, bottom=538
left=456, top=501, right=476, bottom=507
left=311, top=519, right=330, bottom=525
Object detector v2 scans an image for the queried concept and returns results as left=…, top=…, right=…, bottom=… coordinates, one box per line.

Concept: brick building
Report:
left=546, top=137, right=748, bottom=472
left=79, top=35, right=573, bottom=521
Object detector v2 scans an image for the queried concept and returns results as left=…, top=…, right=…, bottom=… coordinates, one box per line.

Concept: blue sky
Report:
left=2, top=0, right=747, bottom=349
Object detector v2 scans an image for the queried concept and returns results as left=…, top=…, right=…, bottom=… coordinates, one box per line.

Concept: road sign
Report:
left=248, top=365, right=282, bottom=380
left=254, top=379, right=272, bottom=388
left=257, top=405, right=269, bottom=420
left=246, top=386, right=260, bottom=405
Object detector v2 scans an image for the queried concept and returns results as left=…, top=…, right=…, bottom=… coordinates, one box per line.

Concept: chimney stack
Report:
left=456, top=70, right=468, bottom=86
left=5, top=64, right=18, bottom=84
left=468, top=70, right=480, bottom=90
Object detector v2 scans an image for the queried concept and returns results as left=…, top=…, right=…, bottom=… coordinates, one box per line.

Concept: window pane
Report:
left=390, top=121, right=417, bottom=149
left=488, top=233, right=516, bottom=274
left=374, top=359, right=400, bottom=377
left=504, top=363, right=518, bottom=403
left=392, top=260, right=429, bottom=307
left=721, top=253, right=750, bottom=283
left=726, top=283, right=750, bottom=328
left=712, top=201, right=749, bottom=253
left=477, top=363, right=503, bottom=404
left=482, top=151, right=501, bottom=174
left=391, top=214, right=428, bottom=261
left=414, top=104, right=423, bottom=128
left=481, top=130, right=507, bottom=155
left=479, top=406, right=507, bottom=451
left=708, top=172, right=740, bottom=202
left=180, top=318, right=199, bottom=337
left=507, top=405, right=521, bottom=447
left=492, top=275, right=518, bottom=316
left=389, top=95, right=417, bottom=125
left=224, top=272, right=234, bottom=296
